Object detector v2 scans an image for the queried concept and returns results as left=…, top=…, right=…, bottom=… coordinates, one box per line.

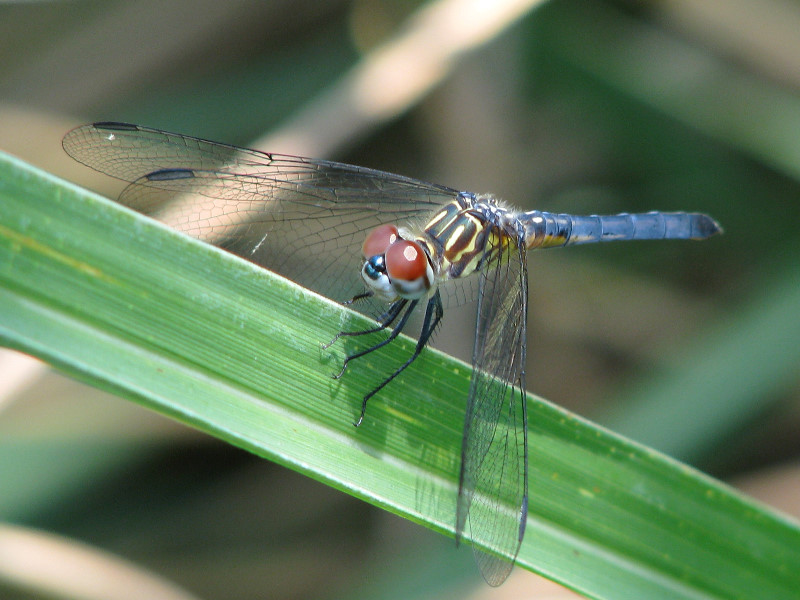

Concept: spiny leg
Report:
left=334, top=299, right=418, bottom=379
left=322, top=299, right=408, bottom=350
left=354, top=291, right=444, bottom=427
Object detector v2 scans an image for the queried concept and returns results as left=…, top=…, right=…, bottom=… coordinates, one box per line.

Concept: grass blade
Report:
left=1, top=152, right=799, bottom=599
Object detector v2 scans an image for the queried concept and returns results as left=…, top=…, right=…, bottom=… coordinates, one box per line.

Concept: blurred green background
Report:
left=1, top=0, right=799, bottom=598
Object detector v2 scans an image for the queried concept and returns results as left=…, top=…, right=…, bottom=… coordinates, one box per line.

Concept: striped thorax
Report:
left=419, top=192, right=519, bottom=282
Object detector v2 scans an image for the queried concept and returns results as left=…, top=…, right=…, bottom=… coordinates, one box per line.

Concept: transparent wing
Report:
left=62, top=122, right=461, bottom=307
left=456, top=235, right=529, bottom=587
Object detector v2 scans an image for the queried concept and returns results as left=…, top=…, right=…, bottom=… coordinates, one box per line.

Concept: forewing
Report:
left=62, top=122, right=459, bottom=306
left=456, top=235, right=529, bottom=586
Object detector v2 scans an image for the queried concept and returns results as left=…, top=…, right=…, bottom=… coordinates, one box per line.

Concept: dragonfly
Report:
left=62, top=122, right=722, bottom=586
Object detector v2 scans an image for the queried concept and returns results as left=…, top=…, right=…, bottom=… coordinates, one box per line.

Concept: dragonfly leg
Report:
left=342, top=291, right=373, bottom=306
left=333, top=299, right=417, bottom=379
left=322, top=299, right=407, bottom=350
left=355, top=291, right=443, bottom=427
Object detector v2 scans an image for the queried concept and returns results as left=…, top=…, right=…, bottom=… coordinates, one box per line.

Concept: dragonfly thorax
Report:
left=420, top=192, right=524, bottom=282
left=361, top=224, right=435, bottom=302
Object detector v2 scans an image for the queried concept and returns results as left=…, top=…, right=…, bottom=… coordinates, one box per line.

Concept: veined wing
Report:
left=62, top=122, right=460, bottom=306
left=456, top=232, right=529, bottom=586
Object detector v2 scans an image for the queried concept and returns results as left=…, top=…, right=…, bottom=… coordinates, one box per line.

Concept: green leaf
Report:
left=2, top=151, right=799, bottom=599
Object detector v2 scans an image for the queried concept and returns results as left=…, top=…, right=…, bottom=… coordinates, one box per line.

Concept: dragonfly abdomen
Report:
left=522, top=210, right=722, bottom=250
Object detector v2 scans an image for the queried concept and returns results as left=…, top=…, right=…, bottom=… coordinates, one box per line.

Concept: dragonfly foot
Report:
left=343, top=291, right=373, bottom=306
left=353, top=397, right=368, bottom=427
left=332, top=358, right=349, bottom=379
left=321, top=331, right=343, bottom=350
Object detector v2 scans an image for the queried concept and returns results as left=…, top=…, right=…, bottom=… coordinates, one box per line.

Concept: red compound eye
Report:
left=385, top=240, right=428, bottom=282
left=362, top=224, right=399, bottom=258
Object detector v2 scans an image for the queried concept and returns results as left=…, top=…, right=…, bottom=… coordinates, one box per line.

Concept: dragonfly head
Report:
left=361, top=224, right=434, bottom=302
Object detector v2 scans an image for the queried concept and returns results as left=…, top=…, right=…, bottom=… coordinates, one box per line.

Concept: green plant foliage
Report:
left=2, top=150, right=800, bottom=598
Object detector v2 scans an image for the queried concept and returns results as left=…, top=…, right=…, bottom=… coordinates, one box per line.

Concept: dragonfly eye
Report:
left=362, top=224, right=399, bottom=259
left=385, top=240, right=433, bottom=299
left=361, top=254, right=397, bottom=302
left=363, top=255, right=386, bottom=281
